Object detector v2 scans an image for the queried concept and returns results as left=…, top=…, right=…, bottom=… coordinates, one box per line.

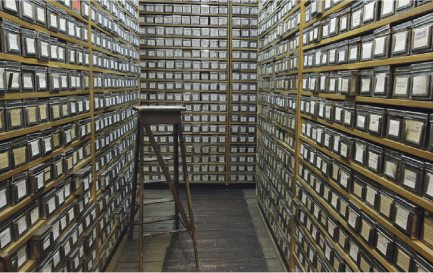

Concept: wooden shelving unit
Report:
left=257, top=0, right=433, bottom=271
left=139, top=0, right=258, bottom=184
left=0, top=0, right=140, bottom=271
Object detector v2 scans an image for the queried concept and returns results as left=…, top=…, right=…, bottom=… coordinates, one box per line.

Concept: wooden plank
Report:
left=0, top=53, right=90, bottom=71
left=301, top=135, right=433, bottom=212
left=301, top=114, right=433, bottom=161
left=304, top=1, right=433, bottom=50
left=0, top=113, right=90, bottom=142
left=302, top=91, right=433, bottom=110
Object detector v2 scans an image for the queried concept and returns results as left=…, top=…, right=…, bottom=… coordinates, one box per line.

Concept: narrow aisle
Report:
left=107, top=187, right=285, bottom=272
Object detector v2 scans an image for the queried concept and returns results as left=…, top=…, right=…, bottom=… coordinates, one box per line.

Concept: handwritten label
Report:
left=369, top=114, right=381, bottom=132
left=0, top=227, right=11, bottom=248
left=413, top=26, right=430, bottom=50
left=403, top=168, right=417, bottom=189
left=395, top=205, right=409, bottom=230
left=368, top=151, right=379, bottom=171
left=405, top=119, right=423, bottom=144
left=376, top=232, right=389, bottom=255
left=366, top=186, right=377, bottom=206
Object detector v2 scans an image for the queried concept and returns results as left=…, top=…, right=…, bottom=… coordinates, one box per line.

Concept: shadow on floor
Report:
left=107, top=186, right=285, bottom=272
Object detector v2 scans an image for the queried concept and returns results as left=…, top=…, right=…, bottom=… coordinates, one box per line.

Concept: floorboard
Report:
left=107, top=186, right=285, bottom=272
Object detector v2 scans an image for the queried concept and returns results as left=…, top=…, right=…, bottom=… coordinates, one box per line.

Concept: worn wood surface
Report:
left=108, top=187, right=285, bottom=272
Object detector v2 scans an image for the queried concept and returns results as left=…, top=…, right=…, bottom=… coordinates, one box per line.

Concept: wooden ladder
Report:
left=128, top=105, right=199, bottom=271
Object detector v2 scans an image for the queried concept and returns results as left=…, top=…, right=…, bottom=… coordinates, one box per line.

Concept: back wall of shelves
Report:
left=139, top=0, right=259, bottom=185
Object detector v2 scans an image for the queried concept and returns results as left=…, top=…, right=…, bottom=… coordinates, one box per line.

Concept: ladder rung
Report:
left=134, top=215, right=176, bottom=225
left=143, top=228, right=187, bottom=238
left=142, top=156, right=174, bottom=162
left=143, top=197, right=174, bottom=205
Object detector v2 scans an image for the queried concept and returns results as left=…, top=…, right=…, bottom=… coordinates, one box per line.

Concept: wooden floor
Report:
left=107, top=186, right=285, bottom=272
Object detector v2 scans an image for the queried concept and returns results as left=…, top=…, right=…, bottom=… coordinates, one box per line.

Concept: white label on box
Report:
left=330, top=18, right=337, bottom=33
left=349, top=243, right=359, bottom=260
left=348, top=210, right=357, bottom=228
left=375, top=73, right=386, bottom=94
left=17, top=179, right=27, bottom=199
left=376, top=232, right=389, bottom=255
left=51, top=223, right=60, bottom=241
left=0, top=188, right=7, bottom=208
left=395, top=205, right=409, bottom=230
left=361, top=78, right=371, bottom=92
left=41, top=42, right=49, bottom=57
left=8, top=33, right=19, bottom=51
left=38, top=74, right=47, bottom=89
left=44, top=138, right=52, bottom=153
left=413, top=26, right=430, bottom=49
left=393, top=32, right=408, bottom=52
left=60, top=215, right=67, bottom=229
left=0, top=228, right=11, bottom=248
left=374, top=36, right=386, bottom=55
left=366, top=186, right=376, bottom=205
left=385, top=161, right=397, bottom=178
left=37, top=7, right=45, bottom=22
left=18, top=216, right=27, bottom=235
left=31, top=206, right=39, bottom=224
left=50, top=14, right=57, bottom=28
left=340, top=16, right=347, bottom=30
left=403, top=169, right=417, bottom=189
left=11, top=72, right=19, bottom=88
left=48, top=197, right=56, bottom=214
left=412, top=75, right=429, bottom=96
left=26, top=38, right=36, bottom=54
left=340, top=142, right=348, bottom=157
left=426, top=173, right=433, bottom=197
left=4, top=0, right=17, bottom=10
left=344, top=110, right=352, bottom=124
left=0, top=68, right=4, bottom=89
left=369, top=114, right=380, bottom=132
left=382, top=0, right=394, bottom=15
left=363, top=2, right=374, bottom=21
left=362, top=42, right=373, bottom=59
left=352, top=10, right=361, bottom=28
left=340, top=172, right=349, bottom=188
left=368, top=152, right=379, bottom=170
left=395, top=76, right=409, bottom=95
left=23, top=74, right=33, bottom=89
left=397, top=0, right=411, bottom=8
left=30, top=140, right=40, bottom=156
left=388, top=119, right=401, bottom=137
left=17, top=246, right=27, bottom=268
left=405, top=119, right=423, bottom=143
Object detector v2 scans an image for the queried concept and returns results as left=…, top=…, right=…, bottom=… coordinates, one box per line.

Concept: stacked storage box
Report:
left=258, top=0, right=433, bottom=271
left=230, top=0, right=258, bottom=184
left=139, top=0, right=258, bottom=184
left=257, top=0, right=299, bottom=268
left=0, top=0, right=140, bottom=271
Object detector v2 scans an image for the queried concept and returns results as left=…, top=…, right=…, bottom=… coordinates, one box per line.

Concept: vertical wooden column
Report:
left=291, top=2, right=306, bottom=270
left=226, top=1, right=233, bottom=186
left=87, top=0, right=99, bottom=262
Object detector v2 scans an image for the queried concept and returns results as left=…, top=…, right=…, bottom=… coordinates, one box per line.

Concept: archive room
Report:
left=1, top=0, right=433, bottom=272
